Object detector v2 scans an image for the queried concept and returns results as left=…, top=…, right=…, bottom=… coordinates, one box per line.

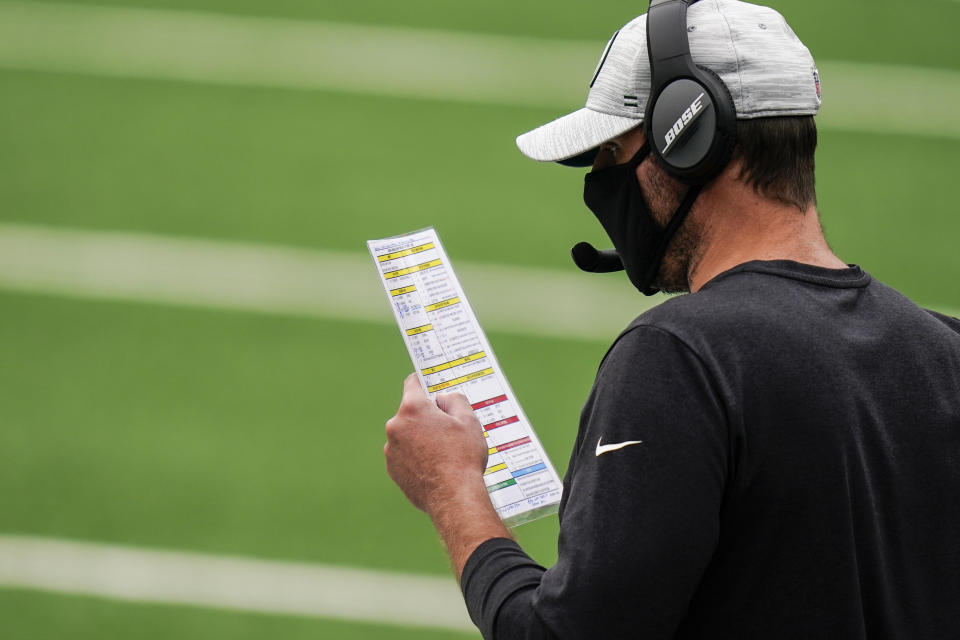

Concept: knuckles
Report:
left=384, top=416, right=401, bottom=439
left=394, top=403, right=416, bottom=420
left=384, top=407, right=425, bottom=440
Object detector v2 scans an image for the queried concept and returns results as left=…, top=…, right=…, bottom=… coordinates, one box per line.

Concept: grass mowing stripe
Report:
left=0, top=1, right=958, bottom=139
left=0, top=535, right=475, bottom=633
left=0, top=223, right=657, bottom=341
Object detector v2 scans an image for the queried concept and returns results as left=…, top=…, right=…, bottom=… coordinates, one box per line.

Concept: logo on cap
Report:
left=813, top=68, right=822, bottom=104
left=590, top=31, right=620, bottom=88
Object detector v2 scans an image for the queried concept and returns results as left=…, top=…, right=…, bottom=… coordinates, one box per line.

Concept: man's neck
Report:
left=688, top=177, right=847, bottom=292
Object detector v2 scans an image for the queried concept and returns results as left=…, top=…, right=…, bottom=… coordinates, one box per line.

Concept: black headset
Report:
left=571, top=0, right=739, bottom=275
left=645, top=0, right=737, bottom=184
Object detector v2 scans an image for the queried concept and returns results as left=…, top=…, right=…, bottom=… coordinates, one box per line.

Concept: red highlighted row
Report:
left=491, top=436, right=531, bottom=453
left=484, top=415, right=519, bottom=431
left=472, top=394, right=508, bottom=411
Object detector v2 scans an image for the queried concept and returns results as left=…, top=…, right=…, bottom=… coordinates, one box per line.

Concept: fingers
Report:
left=402, top=372, right=422, bottom=394
left=400, top=373, right=431, bottom=409
left=395, top=375, right=477, bottom=429
left=436, top=392, right=476, bottom=423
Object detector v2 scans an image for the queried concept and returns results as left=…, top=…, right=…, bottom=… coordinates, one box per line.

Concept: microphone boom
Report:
left=571, top=242, right=624, bottom=273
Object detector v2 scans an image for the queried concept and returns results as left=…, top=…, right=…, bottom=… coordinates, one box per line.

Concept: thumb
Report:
left=436, top=392, right=477, bottom=424
left=403, top=372, right=427, bottom=399
left=401, top=372, right=430, bottom=404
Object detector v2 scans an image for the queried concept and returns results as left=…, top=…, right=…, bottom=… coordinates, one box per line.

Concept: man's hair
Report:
left=732, top=116, right=817, bottom=210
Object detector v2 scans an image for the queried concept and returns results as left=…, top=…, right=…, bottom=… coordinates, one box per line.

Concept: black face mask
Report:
left=583, top=143, right=702, bottom=296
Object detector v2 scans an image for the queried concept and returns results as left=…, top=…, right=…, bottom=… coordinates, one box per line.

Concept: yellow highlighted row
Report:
left=377, top=242, right=435, bottom=263
left=427, top=368, right=494, bottom=393
left=390, top=285, right=416, bottom=297
left=406, top=324, right=433, bottom=337
left=384, top=259, right=442, bottom=280
left=421, top=351, right=486, bottom=376
left=484, top=463, right=508, bottom=476
left=424, top=297, right=460, bottom=312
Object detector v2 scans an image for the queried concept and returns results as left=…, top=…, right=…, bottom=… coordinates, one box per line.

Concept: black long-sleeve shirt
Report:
left=462, top=261, right=960, bottom=639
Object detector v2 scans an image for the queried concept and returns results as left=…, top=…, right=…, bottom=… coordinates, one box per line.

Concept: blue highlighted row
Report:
left=512, top=462, right=547, bottom=478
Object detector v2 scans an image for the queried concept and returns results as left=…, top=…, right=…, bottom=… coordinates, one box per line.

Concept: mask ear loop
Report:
left=636, top=183, right=703, bottom=295
left=626, top=142, right=651, bottom=169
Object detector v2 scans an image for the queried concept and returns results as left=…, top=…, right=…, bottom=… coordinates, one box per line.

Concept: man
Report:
left=384, top=0, right=960, bottom=637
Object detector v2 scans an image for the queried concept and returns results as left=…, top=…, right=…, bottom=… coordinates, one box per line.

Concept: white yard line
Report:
left=0, top=535, right=476, bottom=633
left=0, top=223, right=657, bottom=341
left=1, top=223, right=955, bottom=334
left=0, top=1, right=959, bottom=139
left=0, top=0, right=594, bottom=109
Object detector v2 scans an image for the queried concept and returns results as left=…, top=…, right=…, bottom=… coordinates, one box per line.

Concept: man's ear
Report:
left=724, top=154, right=747, bottom=185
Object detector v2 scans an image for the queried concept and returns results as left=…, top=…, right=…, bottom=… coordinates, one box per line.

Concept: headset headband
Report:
left=647, top=0, right=699, bottom=89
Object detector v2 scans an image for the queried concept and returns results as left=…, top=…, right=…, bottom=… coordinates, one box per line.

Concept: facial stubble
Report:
left=637, top=160, right=706, bottom=294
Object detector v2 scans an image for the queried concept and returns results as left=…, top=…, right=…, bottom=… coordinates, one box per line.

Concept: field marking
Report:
left=0, top=535, right=476, bottom=633
left=0, top=223, right=657, bottom=341
left=0, top=0, right=592, bottom=109
left=0, top=2, right=959, bottom=140
left=1, top=223, right=955, bottom=336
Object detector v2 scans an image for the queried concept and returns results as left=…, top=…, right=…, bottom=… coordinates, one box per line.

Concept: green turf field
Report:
left=1, top=0, right=958, bottom=637
left=0, top=588, right=476, bottom=639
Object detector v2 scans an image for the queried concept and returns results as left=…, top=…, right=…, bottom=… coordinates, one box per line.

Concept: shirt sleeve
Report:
left=461, top=325, right=730, bottom=639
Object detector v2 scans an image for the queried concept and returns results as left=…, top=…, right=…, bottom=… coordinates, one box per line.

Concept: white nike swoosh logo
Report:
left=595, top=437, right=644, bottom=457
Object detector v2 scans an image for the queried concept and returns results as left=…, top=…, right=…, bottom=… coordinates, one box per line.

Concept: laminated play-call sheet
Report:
left=367, top=227, right=563, bottom=527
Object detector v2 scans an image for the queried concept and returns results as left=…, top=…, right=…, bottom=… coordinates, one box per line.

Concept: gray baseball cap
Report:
left=516, top=0, right=822, bottom=165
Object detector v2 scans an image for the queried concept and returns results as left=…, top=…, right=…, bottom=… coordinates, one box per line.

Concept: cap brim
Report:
left=516, top=108, right=642, bottom=167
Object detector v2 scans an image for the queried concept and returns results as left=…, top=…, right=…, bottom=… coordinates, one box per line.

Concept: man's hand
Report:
left=384, top=373, right=488, bottom=513
left=384, top=373, right=511, bottom=576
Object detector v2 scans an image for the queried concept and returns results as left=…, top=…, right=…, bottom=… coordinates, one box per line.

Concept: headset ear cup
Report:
left=646, top=78, right=716, bottom=180
left=692, top=65, right=737, bottom=181
left=644, top=69, right=736, bottom=184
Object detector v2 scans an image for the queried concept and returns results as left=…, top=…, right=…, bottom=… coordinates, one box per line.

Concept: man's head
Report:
left=515, top=0, right=823, bottom=294
left=517, top=0, right=822, bottom=170
left=591, top=115, right=819, bottom=293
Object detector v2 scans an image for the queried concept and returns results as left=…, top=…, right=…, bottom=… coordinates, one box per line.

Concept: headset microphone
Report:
left=571, top=242, right=624, bottom=273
